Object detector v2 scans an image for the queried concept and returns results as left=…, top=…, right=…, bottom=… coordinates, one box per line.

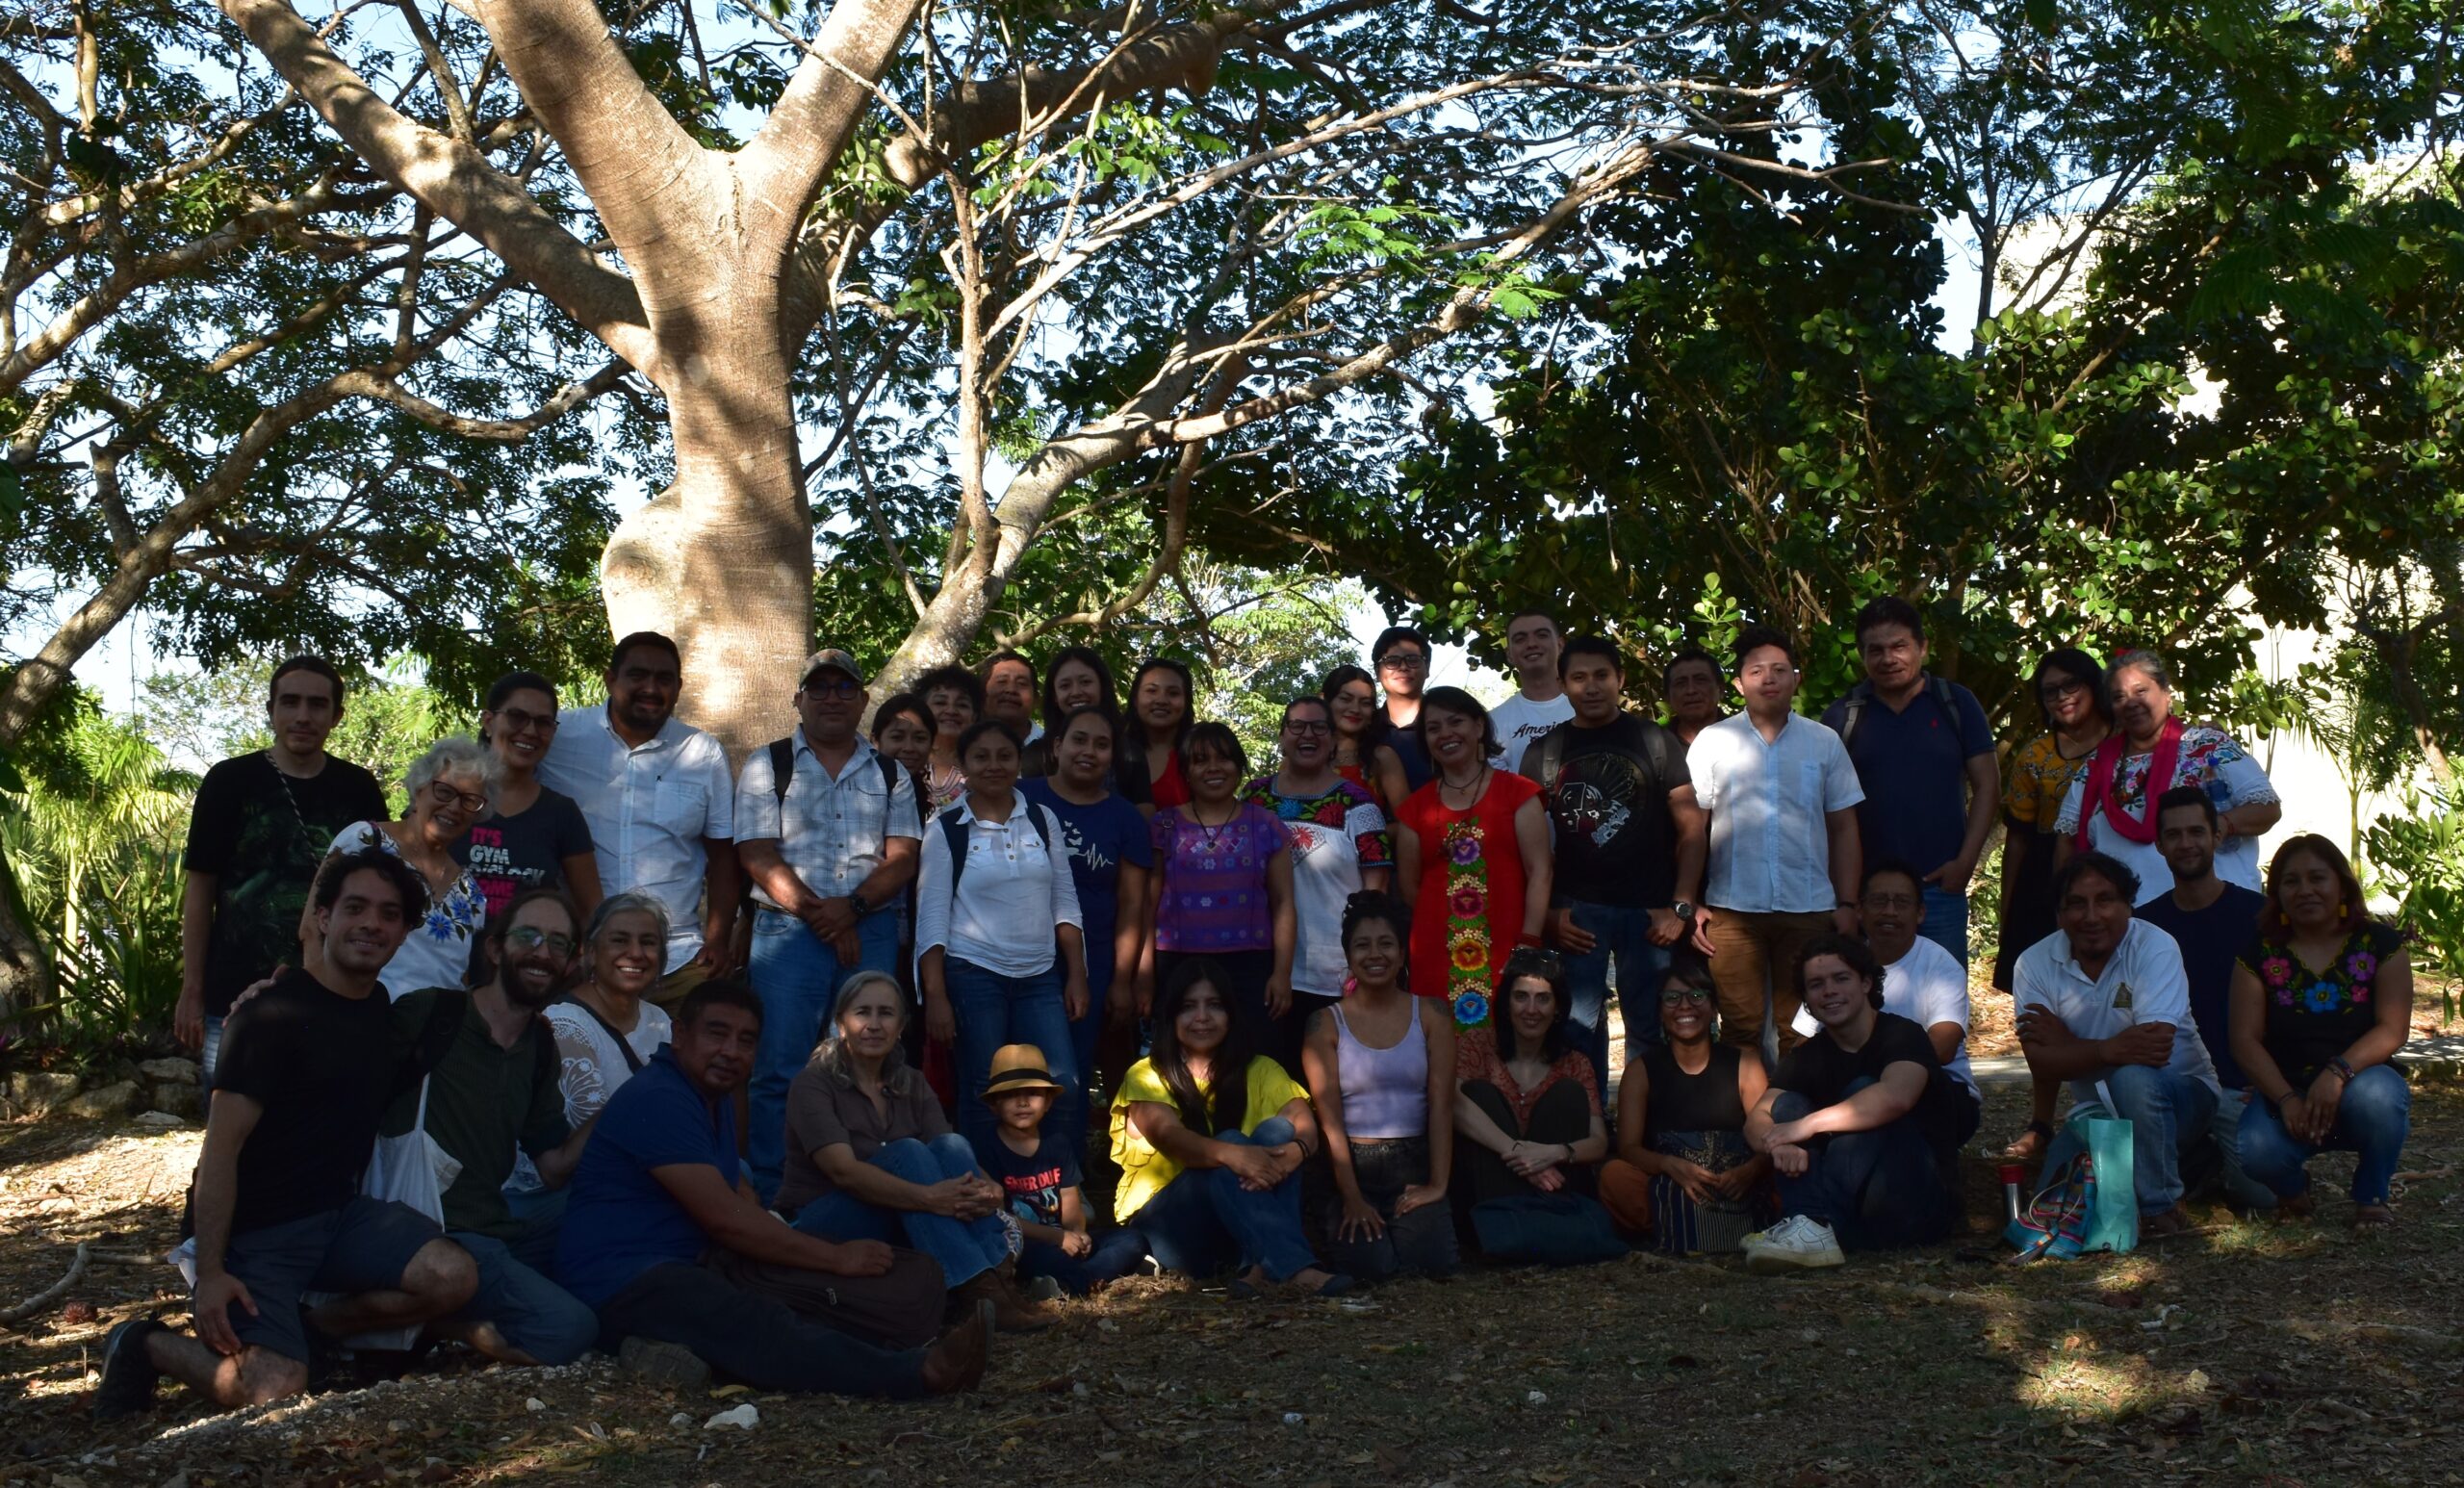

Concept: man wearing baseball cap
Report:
left=738, top=649, right=923, bottom=1203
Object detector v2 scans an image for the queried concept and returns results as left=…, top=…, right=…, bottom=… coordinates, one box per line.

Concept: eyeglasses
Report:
left=802, top=677, right=862, bottom=699
left=503, top=926, right=576, bottom=956
left=1862, top=892, right=1919, bottom=911
left=1660, top=988, right=1712, bottom=1006
left=1282, top=721, right=1331, bottom=737
left=2041, top=678, right=2090, bottom=702
left=427, top=780, right=488, bottom=813
left=1376, top=653, right=1427, bottom=672
left=489, top=706, right=559, bottom=737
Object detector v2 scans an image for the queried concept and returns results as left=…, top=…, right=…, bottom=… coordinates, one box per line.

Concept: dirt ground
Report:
left=6, top=1060, right=2464, bottom=1488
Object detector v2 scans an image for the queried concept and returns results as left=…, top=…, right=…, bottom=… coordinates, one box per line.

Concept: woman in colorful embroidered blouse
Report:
left=2228, top=835, right=2412, bottom=1227
left=1139, top=723, right=1297, bottom=1063
left=1393, top=687, right=1551, bottom=1031
left=1994, top=648, right=2110, bottom=994
left=2054, top=650, right=2280, bottom=898
left=306, top=736, right=496, bottom=998
left=1453, top=951, right=1606, bottom=1202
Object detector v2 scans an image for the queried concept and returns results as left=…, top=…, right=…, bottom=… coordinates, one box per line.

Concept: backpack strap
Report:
left=1642, top=720, right=1673, bottom=792
left=939, top=799, right=1055, bottom=901
left=766, top=737, right=796, bottom=810
left=1837, top=680, right=1873, bottom=751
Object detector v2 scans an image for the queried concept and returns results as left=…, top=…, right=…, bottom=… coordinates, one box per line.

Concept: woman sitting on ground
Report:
left=1299, top=891, right=1459, bottom=1282
left=309, top=735, right=498, bottom=997
left=1600, top=957, right=1774, bottom=1252
left=1113, top=960, right=1352, bottom=1298
left=2229, top=834, right=2414, bottom=1228
left=773, top=970, right=1054, bottom=1331
left=1453, top=949, right=1608, bottom=1201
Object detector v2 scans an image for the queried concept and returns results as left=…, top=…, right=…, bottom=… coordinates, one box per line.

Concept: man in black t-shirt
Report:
left=2133, top=785, right=2274, bottom=1213
left=178, top=655, right=388, bottom=1084
left=1523, top=634, right=1706, bottom=1086
left=1742, top=935, right=1966, bottom=1271
left=95, top=851, right=478, bottom=1421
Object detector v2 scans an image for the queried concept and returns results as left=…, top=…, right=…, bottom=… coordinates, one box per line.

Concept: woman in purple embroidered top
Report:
left=1137, top=722, right=1297, bottom=1070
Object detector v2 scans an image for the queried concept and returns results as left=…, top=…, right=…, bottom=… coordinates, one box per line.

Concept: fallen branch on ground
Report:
left=0, top=1241, right=88, bottom=1325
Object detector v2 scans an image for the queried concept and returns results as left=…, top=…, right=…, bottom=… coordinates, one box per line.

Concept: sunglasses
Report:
left=504, top=925, right=576, bottom=956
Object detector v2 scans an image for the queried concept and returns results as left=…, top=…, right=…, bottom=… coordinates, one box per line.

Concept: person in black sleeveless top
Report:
left=1602, top=958, right=1773, bottom=1251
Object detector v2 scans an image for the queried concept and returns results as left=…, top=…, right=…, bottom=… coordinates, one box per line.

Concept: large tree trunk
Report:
left=0, top=849, right=53, bottom=1034
left=601, top=332, right=812, bottom=760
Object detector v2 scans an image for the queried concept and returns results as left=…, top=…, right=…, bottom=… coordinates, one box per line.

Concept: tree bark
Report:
left=0, top=841, right=52, bottom=1033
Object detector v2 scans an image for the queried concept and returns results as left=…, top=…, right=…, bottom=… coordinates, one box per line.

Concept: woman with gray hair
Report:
left=302, top=736, right=500, bottom=998
left=503, top=891, right=678, bottom=1230
left=774, top=969, right=1054, bottom=1332
left=2053, top=651, right=2282, bottom=897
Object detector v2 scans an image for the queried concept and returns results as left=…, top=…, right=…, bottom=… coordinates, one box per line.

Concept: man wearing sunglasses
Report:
left=734, top=648, right=922, bottom=1203
left=380, top=887, right=603, bottom=1367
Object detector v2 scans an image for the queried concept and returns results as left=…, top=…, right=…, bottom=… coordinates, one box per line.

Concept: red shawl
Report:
left=2074, top=715, right=2183, bottom=849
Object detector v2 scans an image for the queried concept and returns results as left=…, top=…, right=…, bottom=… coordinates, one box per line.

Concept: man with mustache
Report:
left=540, top=631, right=741, bottom=1004
left=559, top=979, right=990, bottom=1397
left=378, top=888, right=604, bottom=1366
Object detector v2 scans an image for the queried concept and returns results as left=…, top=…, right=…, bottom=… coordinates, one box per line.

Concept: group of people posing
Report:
left=97, top=597, right=2418, bottom=1418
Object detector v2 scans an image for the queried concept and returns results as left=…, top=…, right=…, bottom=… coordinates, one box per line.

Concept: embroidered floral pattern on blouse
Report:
left=1443, top=818, right=1492, bottom=1030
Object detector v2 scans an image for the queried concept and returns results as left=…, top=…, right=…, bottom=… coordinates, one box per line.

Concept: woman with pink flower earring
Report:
left=2229, top=834, right=2413, bottom=1228
left=1392, top=687, right=1551, bottom=1033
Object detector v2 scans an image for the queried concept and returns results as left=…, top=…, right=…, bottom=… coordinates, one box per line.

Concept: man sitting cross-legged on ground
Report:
left=95, top=851, right=479, bottom=1419
left=378, top=887, right=603, bottom=1366
left=555, top=978, right=989, bottom=1397
left=2013, top=851, right=2223, bottom=1239
left=1741, top=935, right=1970, bottom=1273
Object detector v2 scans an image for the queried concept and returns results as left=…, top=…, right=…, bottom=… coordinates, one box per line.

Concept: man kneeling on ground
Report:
left=381, top=887, right=603, bottom=1366
left=1741, top=935, right=1973, bottom=1272
left=95, top=851, right=478, bottom=1418
left=554, top=978, right=989, bottom=1396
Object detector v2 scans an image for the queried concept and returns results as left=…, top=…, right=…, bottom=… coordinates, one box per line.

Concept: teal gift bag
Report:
left=2007, top=1081, right=2138, bottom=1260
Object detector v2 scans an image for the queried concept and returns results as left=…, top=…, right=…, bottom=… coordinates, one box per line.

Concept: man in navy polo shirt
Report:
left=1820, top=598, right=1999, bottom=965
left=558, top=978, right=989, bottom=1396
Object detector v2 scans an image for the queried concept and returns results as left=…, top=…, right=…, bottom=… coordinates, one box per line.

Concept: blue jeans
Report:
left=1126, top=1116, right=1319, bottom=1281
left=202, top=1014, right=226, bottom=1088
left=2066, top=1064, right=2220, bottom=1216
left=788, top=1135, right=1010, bottom=1287
left=2237, top=1064, right=2410, bottom=1207
left=445, top=1231, right=599, bottom=1365
left=1560, top=900, right=1673, bottom=1089
left=1018, top=1229, right=1151, bottom=1296
left=1770, top=1081, right=1956, bottom=1251
left=749, top=908, right=900, bottom=1202
left=944, top=957, right=1078, bottom=1152
left=1917, top=884, right=1969, bottom=966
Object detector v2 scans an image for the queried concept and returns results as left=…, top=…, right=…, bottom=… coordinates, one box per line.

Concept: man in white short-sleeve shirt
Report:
left=2013, top=851, right=2221, bottom=1234
left=1486, top=609, right=1574, bottom=776
left=1686, top=625, right=1863, bottom=1056
left=538, top=632, right=737, bottom=1000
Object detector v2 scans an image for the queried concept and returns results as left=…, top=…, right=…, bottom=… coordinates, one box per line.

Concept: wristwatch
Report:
left=845, top=893, right=871, bottom=919
left=1672, top=901, right=1696, bottom=923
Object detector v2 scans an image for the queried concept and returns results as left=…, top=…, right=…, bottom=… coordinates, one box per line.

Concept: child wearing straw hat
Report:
left=972, top=1044, right=1151, bottom=1296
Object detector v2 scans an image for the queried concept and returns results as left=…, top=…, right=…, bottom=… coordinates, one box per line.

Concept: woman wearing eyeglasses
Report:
left=1601, top=959, right=1775, bottom=1253
left=304, top=735, right=498, bottom=998
left=458, top=672, right=603, bottom=985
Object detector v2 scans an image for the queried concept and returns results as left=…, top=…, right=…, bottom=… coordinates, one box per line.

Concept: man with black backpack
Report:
left=736, top=648, right=922, bottom=1204
left=1522, top=635, right=1707, bottom=1088
left=1819, top=598, right=2000, bottom=966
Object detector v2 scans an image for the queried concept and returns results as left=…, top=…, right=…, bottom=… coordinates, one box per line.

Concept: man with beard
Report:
left=2132, top=785, right=2274, bottom=1212
left=560, top=980, right=990, bottom=1397
left=2014, top=852, right=2223, bottom=1237
left=540, top=631, right=740, bottom=1004
left=379, top=888, right=603, bottom=1365
left=1523, top=634, right=1705, bottom=1084
left=95, top=852, right=478, bottom=1419
left=1245, top=697, right=1392, bottom=1039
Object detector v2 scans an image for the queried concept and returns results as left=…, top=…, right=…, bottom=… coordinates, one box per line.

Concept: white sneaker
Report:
left=1743, top=1215, right=1845, bottom=1273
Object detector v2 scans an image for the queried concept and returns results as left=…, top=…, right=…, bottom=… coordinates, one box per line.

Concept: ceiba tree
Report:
left=208, top=0, right=1880, bottom=754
